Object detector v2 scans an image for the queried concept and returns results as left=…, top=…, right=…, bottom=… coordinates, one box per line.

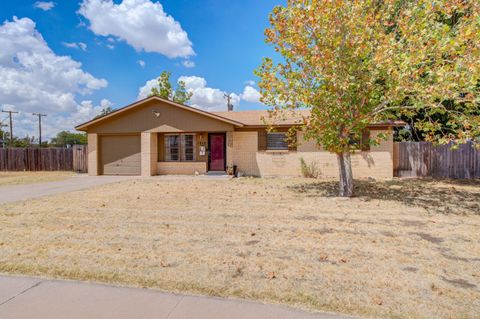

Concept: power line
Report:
left=32, top=113, right=47, bottom=146
left=1, top=110, right=19, bottom=147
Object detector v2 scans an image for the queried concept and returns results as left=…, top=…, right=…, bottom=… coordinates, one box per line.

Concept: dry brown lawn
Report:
left=0, top=171, right=74, bottom=186
left=0, top=177, right=479, bottom=318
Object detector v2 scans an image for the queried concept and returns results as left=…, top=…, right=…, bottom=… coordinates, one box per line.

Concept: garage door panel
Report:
left=101, top=135, right=141, bottom=175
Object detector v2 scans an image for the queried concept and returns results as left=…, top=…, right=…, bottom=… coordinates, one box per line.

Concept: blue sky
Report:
left=0, top=0, right=283, bottom=138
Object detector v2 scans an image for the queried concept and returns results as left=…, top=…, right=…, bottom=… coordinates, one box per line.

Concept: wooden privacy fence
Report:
left=72, top=145, right=88, bottom=173
left=0, top=145, right=88, bottom=173
left=394, top=141, right=480, bottom=179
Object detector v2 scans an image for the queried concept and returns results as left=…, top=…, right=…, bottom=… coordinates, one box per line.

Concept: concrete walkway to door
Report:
left=0, top=175, right=135, bottom=204
left=0, top=276, right=357, bottom=319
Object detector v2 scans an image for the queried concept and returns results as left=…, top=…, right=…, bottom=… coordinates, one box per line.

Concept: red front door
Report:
left=209, top=134, right=225, bottom=171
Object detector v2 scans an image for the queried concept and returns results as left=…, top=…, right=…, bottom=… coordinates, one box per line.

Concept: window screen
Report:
left=183, top=135, right=195, bottom=161
left=165, top=135, right=180, bottom=161
left=267, top=132, right=289, bottom=150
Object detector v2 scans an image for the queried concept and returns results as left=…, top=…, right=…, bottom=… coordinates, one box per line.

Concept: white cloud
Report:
left=138, top=75, right=238, bottom=111
left=2, top=99, right=112, bottom=140
left=179, top=76, right=240, bottom=111
left=106, top=44, right=115, bottom=50
left=137, top=75, right=264, bottom=111
left=137, top=78, right=157, bottom=100
left=240, top=85, right=261, bottom=103
left=34, top=1, right=55, bottom=11
left=79, top=0, right=194, bottom=58
left=137, top=59, right=146, bottom=68
left=182, top=60, right=195, bottom=68
left=245, top=80, right=256, bottom=86
left=62, top=42, right=88, bottom=51
left=0, top=17, right=108, bottom=138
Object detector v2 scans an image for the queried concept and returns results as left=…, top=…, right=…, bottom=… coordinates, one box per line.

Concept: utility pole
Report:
left=1, top=110, right=19, bottom=146
left=32, top=113, right=47, bottom=147
left=224, top=93, right=234, bottom=111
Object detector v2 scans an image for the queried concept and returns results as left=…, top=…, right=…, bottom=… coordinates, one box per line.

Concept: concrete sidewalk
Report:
left=0, top=175, right=134, bottom=204
left=0, top=276, right=356, bottom=319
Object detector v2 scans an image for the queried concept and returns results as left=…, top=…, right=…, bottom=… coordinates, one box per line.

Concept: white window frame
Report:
left=164, top=134, right=196, bottom=162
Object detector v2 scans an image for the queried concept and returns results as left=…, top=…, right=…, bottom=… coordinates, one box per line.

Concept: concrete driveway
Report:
left=0, top=175, right=135, bottom=204
left=0, top=276, right=356, bottom=319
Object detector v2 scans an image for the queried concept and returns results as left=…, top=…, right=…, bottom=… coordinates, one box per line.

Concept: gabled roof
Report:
left=76, top=96, right=405, bottom=131
left=75, top=96, right=245, bottom=131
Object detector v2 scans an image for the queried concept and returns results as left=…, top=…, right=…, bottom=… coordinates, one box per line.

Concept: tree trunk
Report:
left=337, top=151, right=354, bottom=197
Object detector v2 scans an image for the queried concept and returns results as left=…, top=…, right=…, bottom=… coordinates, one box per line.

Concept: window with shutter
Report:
left=267, top=132, right=289, bottom=150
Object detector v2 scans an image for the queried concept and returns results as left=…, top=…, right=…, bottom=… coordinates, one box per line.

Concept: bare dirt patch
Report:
left=0, top=171, right=74, bottom=186
left=0, top=177, right=479, bottom=319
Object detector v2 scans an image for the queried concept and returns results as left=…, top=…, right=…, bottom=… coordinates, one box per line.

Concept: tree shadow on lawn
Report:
left=288, top=179, right=480, bottom=215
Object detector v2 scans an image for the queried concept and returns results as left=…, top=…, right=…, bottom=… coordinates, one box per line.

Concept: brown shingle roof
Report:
left=212, top=110, right=309, bottom=126
left=212, top=110, right=405, bottom=127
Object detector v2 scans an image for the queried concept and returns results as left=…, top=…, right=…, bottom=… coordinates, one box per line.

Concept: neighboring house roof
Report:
left=75, top=96, right=245, bottom=131
left=75, top=96, right=405, bottom=131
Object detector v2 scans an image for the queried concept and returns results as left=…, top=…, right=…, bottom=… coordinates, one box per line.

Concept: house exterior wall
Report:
left=232, top=128, right=394, bottom=179
left=157, top=162, right=207, bottom=175
left=232, top=131, right=260, bottom=176
left=226, top=131, right=234, bottom=167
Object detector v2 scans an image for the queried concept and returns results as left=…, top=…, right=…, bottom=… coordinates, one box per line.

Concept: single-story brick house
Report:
left=76, top=96, right=403, bottom=178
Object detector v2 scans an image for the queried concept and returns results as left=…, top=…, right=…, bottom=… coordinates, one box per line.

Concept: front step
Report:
left=206, top=171, right=228, bottom=176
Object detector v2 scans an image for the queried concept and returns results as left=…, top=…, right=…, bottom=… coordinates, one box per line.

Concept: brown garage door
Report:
left=100, top=135, right=141, bottom=175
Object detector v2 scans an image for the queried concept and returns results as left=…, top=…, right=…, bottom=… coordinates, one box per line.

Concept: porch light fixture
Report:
left=152, top=110, right=161, bottom=118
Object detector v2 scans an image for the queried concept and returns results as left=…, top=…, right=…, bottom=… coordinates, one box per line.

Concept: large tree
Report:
left=256, top=0, right=480, bottom=196
left=95, top=106, right=113, bottom=118
left=50, top=131, right=87, bottom=147
left=149, top=71, right=193, bottom=104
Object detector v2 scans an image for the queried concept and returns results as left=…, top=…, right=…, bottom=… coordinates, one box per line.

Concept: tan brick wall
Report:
left=371, top=128, right=393, bottom=152
left=87, top=133, right=99, bottom=176
left=297, top=131, right=322, bottom=152
left=226, top=131, right=234, bottom=167
left=232, top=132, right=260, bottom=176
left=157, top=162, right=207, bottom=175
left=141, top=133, right=158, bottom=176
left=233, top=129, right=394, bottom=179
